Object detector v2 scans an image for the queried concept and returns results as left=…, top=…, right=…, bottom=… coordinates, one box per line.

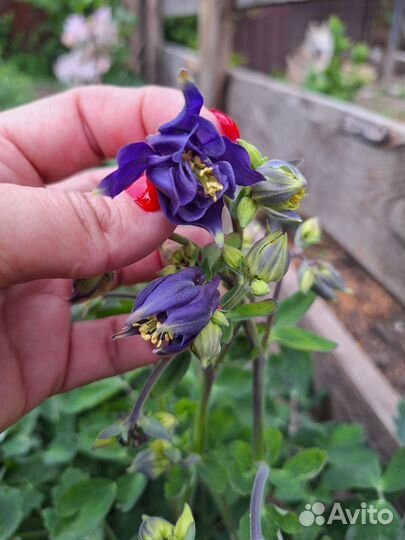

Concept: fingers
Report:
left=60, top=315, right=159, bottom=393
left=49, top=166, right=115, bottom=192
left=0, top=85, right=218, bottom=186
left=0, top=182, right=174, bottom=286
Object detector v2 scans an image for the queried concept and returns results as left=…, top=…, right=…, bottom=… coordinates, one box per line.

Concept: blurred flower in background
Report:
left=54, top=7, right=118, bottom=85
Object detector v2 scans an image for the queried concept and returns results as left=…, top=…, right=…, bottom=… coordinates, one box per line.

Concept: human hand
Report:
left=0, top=85, right=215, bottom=430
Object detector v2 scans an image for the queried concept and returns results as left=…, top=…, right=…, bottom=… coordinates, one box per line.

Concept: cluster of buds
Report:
left=139, top=504, right=195, bottom=540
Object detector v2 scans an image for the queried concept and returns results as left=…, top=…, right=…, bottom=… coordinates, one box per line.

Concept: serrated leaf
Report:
left=283, top=448, right=328, bottom=480
left=264, top=427, right=283, bottom=466
left=0, top=487, right=23, bottom=540
left=227, top=300, right=277, bottom=321
left=116, top=474, right=147, bottom=512
left=271, top=326, right=337, bottom=352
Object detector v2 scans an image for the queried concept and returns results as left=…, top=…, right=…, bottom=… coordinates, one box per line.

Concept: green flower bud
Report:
left=298, top=260, right=349, bottom=301
left=298, top=265, right=315, bottom=294
left=154, top=412, right=177, bottom=434
left=223, top=244, right=243, bottom=270
left=211, top=309, right=229, bottom=327
left=294, top=217, right=321, bottom=250
left=252, top=160, right=307, bottom=223
left=191, top=320, right=222, bottom=368
left=69, top=271, right=114, bottom=303
left=159, top=264, right=178, bottom=276
left=236, top=194, right=258, bottom=228
left=250, top=278, right=270, bottom=297
left=238, top=139, right=268, bottom=169
left=138, top=504, right=195, bottom=540
left=174, top=504, right=196, bottom=540
left=139, top=515, right=174, bottom=540
left=245, top=231, right=290, bottom=283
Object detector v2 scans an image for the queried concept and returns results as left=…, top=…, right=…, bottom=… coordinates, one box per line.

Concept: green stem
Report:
left=262, top=278, right=283, bottom=350
left=104, top=522, right=119, bottom=540
left=210, top=489, right=239, bottom=540
left=194, top=366, right=215, bottom=454
left=244, top=319, right=266, bottom=461
left=170, top=232, right=196, bottom=247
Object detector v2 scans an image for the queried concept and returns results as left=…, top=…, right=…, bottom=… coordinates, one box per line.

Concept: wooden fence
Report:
left=158, top=43, right=405, bottom=306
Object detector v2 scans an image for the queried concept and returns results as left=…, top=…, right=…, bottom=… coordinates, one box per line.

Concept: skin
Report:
left=0, top=85, right=215, bottom=431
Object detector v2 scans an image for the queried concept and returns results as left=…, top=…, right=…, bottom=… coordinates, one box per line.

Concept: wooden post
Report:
left=198, top=0, right=234, bottom=108
left=143, top=0, right=163, bottom=83
left=382, top=0, right=405, bottom=87
left=124, top=0, right=143, bottom=74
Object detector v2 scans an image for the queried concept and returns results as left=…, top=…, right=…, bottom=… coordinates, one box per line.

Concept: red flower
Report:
left=209, top=108, right=241, bottom=142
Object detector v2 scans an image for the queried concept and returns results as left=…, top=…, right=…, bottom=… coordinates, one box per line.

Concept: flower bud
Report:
left=237, top=139, right=268, bottom=169
left=299, top=260, right=348, bottom=301
left=252, top=160, right=307, bottom=223
left=174, top=504, right=196, bottom=540
left=250, top=278, right=270, bottom=297
left=236, top=193, right=258, bottom=228
left=245, top=231, right=290, bottom=283
left=294, top=217, right=321, bottom=250
left=211, top=309, right=229, bottom=327
left=139, top=515, right=174, bottom=540
left=154, top=412, right=177, bottom=434
left=191, top=320, right=222, bottom=368
left=223, top=244, right=243, bottom=270
left=69, top=271, right=114, bottom=303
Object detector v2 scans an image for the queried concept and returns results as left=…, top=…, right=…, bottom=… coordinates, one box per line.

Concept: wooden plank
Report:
left=143, top=0, right=163, bottom=83
left=162, top=0, right=310, bottom=17
left=198, top=0, right=233, bottom=107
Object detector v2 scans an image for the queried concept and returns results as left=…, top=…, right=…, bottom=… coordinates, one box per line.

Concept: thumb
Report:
left=0, top=183, right=174, bottom=286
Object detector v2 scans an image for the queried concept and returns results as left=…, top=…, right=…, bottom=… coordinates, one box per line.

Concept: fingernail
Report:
left=126, top=174, right=160, bottom=212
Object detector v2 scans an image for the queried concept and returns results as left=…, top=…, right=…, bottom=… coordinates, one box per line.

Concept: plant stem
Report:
left=210, top=489, right=240, bottom=540
left=105, top=292, right=137, bottom=300
left=262, top=278, right=283, bottom=349
left=194, top=366, right=215, bottom=454
left=104, top=522, right=119, bottom=540
left=170, top=232, right=196, bottom=247
left=244, top=319, right=266, bottom=461
left=128, top=359, right=170, bottom=428
left=250, top=462, right=270, bottom=540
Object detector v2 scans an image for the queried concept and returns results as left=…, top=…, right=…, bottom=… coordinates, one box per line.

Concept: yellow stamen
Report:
left=136, top=315, right=175, bottom=349
left=182, top=151, right=224, bottom=201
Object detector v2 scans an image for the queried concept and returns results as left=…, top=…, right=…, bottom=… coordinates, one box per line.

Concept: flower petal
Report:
left=222, top=138, right=265, bottom=186
left=97, top=142, right=154, bottom=197
left=159, top=78, right=203, bottom=134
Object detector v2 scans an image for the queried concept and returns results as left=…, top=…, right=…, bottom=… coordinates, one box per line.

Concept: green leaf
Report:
left=227, top=441, right=255, bottom=495
left=323, top=448, right=381, bottom=490
left=48, top=478, right=117, bottom=540
left=60, top=378, right=126, bottom=414
left=227, top=300, right=277, bottom=321
left=264, top=505, right=301, bottom=535
left=116, top=474, right=147, bottom=512
left=274, top=291, right=316, bottom=328
left=164, top=465, right=190, bottom=499
left=152, top=352, right=191, bottom=397
left=271, top=326, right=337, bottom=352
left=197, top=455, right=227, bottom=493
left=283, top=448, right=328, bottom=480
left=264, top=427, right=283, bottom=466
left=382, top=448, right=405, bottom=493
left=346, top=500, right=404, bottom=540
left=43, top=432, right=77, bottom=465
left=0, top=487, right=23, bottom=540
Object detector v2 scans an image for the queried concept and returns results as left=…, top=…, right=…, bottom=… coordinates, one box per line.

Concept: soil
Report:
left=304, top=233, right=405, bottom=395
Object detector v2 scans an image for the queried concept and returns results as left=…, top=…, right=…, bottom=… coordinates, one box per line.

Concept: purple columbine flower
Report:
left=113, top=267, right=220, bottom=355
left=97, top=71, right=264, bottom=242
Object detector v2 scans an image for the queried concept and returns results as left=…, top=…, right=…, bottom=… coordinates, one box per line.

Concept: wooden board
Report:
left=159, top=44, right=405, bottom=305
left=162, top=0, right=310, bottom=17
